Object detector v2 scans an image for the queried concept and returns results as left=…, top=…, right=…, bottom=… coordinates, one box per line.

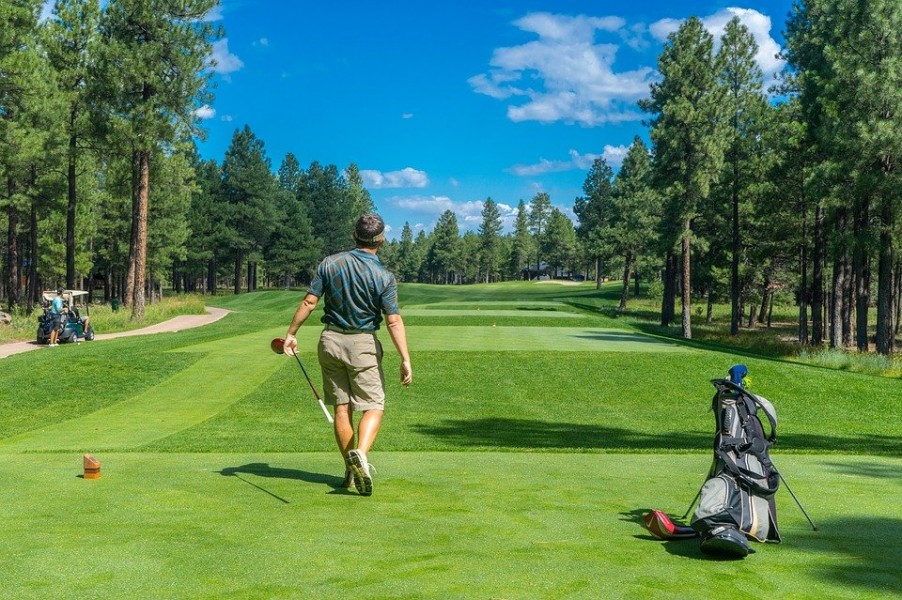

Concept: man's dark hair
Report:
left=354, top=214, right=385, bottom=248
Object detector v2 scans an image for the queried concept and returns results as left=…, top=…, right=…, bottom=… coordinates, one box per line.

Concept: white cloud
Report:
left=211, top=39, right=244, bottom=76
left=220, top=114, right=234, bottom=122
left=393, top=195, right=456, bottom=214
left=402, top=113, right=414, bottom=119
left=469, top=12, right=655, bottom=126
left=253, top=37, right=269, bottom=47
left=649, top=18, right=681, bottom=41
left=194, top=105, right=216, bottom=120
left=509, top=145, right=629, bottom=176
left=389, top=196, right=524, bottom=233
left=650, top=8, right=785, bottom=80
left=361, top=167, right=429, bottom=189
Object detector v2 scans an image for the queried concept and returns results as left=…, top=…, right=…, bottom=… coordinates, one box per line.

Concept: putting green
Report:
left=406, top=326, right=686, bottom=352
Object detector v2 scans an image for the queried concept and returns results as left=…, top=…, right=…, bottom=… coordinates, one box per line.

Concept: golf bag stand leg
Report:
left=778, top=472, right=818, bottom=531
left=682, top=460, right=715, bottom=520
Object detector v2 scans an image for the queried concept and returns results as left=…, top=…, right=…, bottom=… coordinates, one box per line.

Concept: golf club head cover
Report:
left=643, top=510, right=698, bottom=540
left=728, top=364, right=748, bottom=387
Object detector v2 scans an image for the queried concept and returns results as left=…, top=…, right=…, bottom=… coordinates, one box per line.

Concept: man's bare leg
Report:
left=355, top=409, right=383, bottom=455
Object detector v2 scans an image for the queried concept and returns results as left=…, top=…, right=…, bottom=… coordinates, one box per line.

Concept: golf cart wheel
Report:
left=85, top=327, right=95, bottom=341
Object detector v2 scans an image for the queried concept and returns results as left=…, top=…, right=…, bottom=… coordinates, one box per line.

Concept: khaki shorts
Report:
left=317, top=328, right=386, bottom=412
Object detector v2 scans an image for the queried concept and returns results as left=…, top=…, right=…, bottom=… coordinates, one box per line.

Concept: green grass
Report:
left=1, top=281, right=900, bottom=598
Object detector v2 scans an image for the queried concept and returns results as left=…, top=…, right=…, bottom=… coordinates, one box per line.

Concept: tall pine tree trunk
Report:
left=207, top=257, right=216, bottom=295
left=841, top=254, right=852, bottom=347
left=234, top=254, right=243, bottom=295
left=875, top=194, right=895, bottom=355
left=27, top=200, right=39, bottom=313
left=619, top=251, right=633, bottom=311
left=730, top=166, right=740, bottom=336
left=853, top=197, right=870, bottom=351
left=811, top=202, right=825, bottom=345
left=6, top=178, right=21, bottom=312
left=830, top=248, right=845, bottom=349
left=662, top=251, right=676, bottom=327
left=681, top=219, right=692, bottom=340
left=595, top=256, right=602, bottom=290
left=125, top=150, right=139, bottom=308
left=66, top=122, right=78, bottom=290
left=130, top=149, right=150, bottom=319
left=799, top=194, right=809, bottom=344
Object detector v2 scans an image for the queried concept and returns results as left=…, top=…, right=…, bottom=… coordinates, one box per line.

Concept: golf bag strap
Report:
left=714, top=448, right=780, bottom=496
left=750, top=393, right=778, bottom=442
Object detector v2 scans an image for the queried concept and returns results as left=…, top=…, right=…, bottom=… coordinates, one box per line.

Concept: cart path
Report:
left=0, top=306, right=230, bottom=359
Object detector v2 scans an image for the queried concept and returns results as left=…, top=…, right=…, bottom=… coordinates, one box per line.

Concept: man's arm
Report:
left=284, top=293, right=320, bottom=356
left=385, top=313, right=412, bottom=387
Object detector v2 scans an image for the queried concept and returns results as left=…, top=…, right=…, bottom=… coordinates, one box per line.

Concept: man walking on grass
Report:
left=283, top=214, right=412, bottom=496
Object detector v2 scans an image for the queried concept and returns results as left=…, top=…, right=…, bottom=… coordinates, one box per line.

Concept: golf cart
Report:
left=36, top=289, right=95, bottom=344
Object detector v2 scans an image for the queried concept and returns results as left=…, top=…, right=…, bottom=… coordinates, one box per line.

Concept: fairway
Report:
left=1, top=282, right=899, bottom=599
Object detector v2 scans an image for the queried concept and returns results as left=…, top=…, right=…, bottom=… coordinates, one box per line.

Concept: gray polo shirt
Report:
left=308, top=248, right=399, bottom=331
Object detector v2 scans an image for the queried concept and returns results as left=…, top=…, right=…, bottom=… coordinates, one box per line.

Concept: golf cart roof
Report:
left=42, top=289, right=89, bottom=302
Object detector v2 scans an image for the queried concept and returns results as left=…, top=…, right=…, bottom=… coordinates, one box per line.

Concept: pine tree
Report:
left=717, top=16, right=769, bottom=335
left=478, top=197, right=502, bottom=283
left=96, top=0, right=220, bottom=317
left=221, top=125, right=278, bottom=294
left=574, top=158, right=614, bottom=288
left=1, top=0, right=63, bottom=311
left=428, top=210, right=459, bottom=283
left=611, top=137, right=658, bottom=310
left=43, top=0, right=101, bottom=290
left=345, top=162, right=375, bottom=218
left=509, top=199, right=533, bottom=279
left=640, top=16, right=729, bottom=339
left=528, top=192, right=552, bottom=275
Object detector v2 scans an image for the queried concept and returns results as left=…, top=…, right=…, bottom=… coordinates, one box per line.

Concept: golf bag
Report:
left=691, top=365, right=781, bottom=558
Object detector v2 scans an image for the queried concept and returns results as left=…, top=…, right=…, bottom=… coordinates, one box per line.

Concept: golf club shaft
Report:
left=292, top=353, right=334, bottom=424
left=681, top=485, right=702, bottom=520
left=778, top=472, right=818, bottom=531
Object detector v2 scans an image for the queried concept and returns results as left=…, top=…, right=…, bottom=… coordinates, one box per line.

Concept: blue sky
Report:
left=58, top=0, right=796, bottom=239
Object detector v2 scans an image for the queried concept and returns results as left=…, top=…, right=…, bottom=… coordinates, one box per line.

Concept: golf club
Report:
left=270, top=337, right=334, bottom=424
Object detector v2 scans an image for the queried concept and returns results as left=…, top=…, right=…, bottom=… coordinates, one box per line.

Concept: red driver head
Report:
left=270, top=337, right=285, bottom=354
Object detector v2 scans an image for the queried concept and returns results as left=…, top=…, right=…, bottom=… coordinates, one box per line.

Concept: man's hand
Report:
left=400, top=360, right=412, bottom=387
left=283, top=333, right=298, bottom=356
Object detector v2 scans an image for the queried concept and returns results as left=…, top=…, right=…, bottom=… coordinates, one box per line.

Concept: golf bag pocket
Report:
left=692, top=475, right=779, bottom=544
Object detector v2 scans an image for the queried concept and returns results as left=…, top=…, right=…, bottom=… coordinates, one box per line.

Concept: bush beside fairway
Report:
left=0, top=282, right=899, bottom=598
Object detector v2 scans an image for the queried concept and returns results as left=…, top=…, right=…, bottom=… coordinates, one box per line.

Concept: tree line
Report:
left=382, top=5, right=902, bottom=357
left=2, top=1, right=900, bottom=355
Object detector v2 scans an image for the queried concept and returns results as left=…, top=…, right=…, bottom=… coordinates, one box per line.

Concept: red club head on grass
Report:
left=270, top=337, right=285, bottom=354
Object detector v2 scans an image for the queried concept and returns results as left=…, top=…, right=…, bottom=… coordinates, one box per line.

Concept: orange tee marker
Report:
left=83, top=454, right=101, bottom=479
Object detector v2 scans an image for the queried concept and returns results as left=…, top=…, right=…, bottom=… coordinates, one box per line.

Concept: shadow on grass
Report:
left=219, top=463, right=350, bottom=501
left=412, top=418, right=901, bottom=453
left=571, top=331, right=680, bottom=345
left=620, top=508, right=709, bottom=560
left=793, top=517, right=902, bottom=595
left=820, top=460, right=902, bottom=480
left=412, top=418, right=709, bottom=450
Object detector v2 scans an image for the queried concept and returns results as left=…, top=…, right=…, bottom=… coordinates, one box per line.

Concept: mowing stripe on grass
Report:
left=0, top=332, right=290, bottom=453
left=406, top=326, right=686, bottom=352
